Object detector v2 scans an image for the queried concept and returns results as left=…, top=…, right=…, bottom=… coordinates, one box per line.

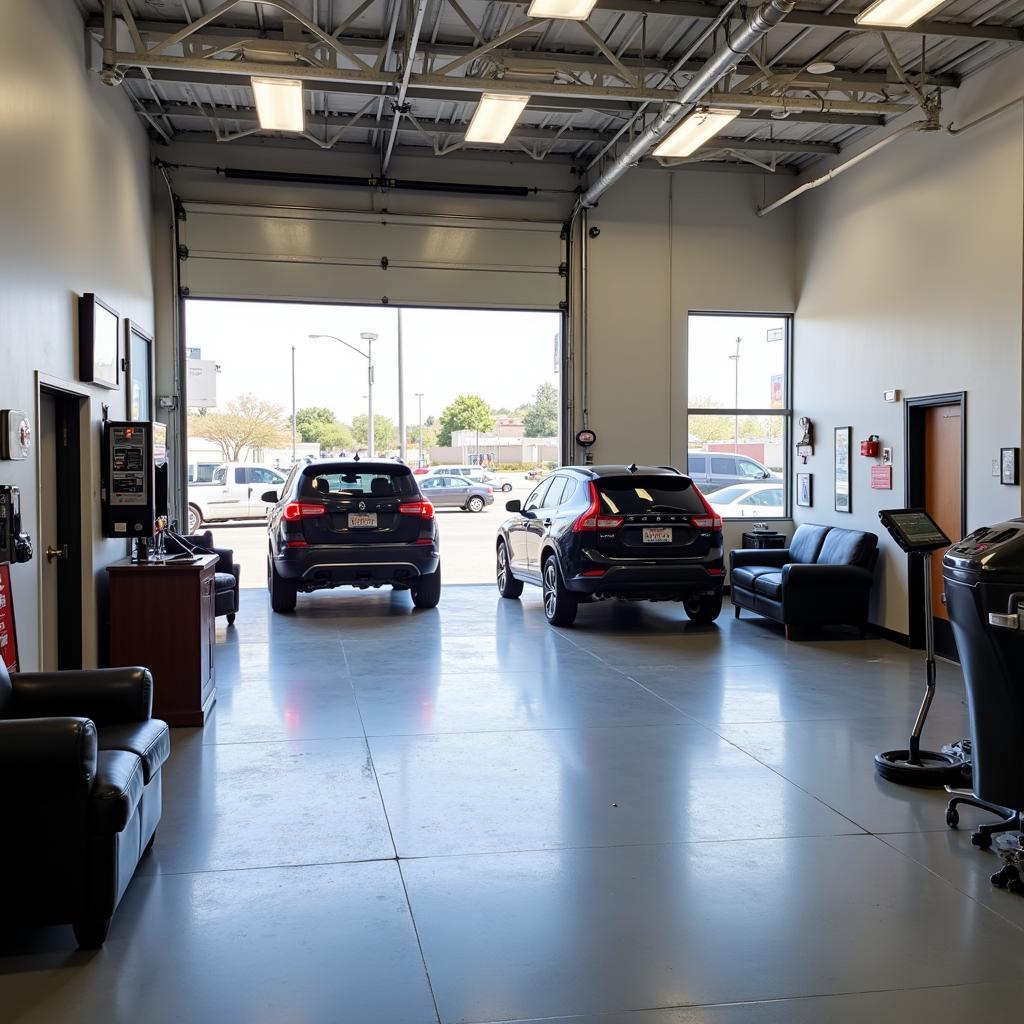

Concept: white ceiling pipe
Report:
left=755, top=119, right=935, bottom=216
left=579, top=0, right=795, bottom=208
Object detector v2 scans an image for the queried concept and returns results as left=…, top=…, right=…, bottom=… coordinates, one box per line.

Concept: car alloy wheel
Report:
left=497, top=544, right=509, bottom=591
left=543, top=560, right=558, bottom=618
left=468, top=496, right=485, bottom=512
left=187, top=505, right=201, bottom=533
left=502, top=483, right=512, bottom=492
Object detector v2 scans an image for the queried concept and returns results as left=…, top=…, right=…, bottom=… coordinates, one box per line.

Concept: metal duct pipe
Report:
left=580, top=0, right=795, bottom=208
left=755, top=119, right=934, bottom=216
left=382, top=0, right=430, bottom=174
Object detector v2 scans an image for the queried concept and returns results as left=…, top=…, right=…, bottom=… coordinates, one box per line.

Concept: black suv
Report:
left=263, top=460, right=440, bottom=613
left=496, top=465, right=724, bottom=626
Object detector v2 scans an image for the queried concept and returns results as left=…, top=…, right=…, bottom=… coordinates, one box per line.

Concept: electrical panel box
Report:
left=102, top=421, right=154, bottom=539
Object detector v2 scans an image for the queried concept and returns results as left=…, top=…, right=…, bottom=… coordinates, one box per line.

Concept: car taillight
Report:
left=690, top=486, right=723, bottom=531
left=283, top=501, right=326, bottom=521
left=572, top=483, right=624, bottom=532
left=486, top=486, right=493, bottom=494
left=399, top=500, right=435, bottom=520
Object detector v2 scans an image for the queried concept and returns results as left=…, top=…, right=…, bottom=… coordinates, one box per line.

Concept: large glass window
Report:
left=687, top=313, right=791, bottom=519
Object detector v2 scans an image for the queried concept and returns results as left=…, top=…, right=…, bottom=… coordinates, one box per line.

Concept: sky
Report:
left=185, top=300, right=562, bottom=428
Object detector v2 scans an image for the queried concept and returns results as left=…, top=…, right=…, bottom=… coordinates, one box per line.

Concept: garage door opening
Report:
left=182, top=299, right=563, bottom=588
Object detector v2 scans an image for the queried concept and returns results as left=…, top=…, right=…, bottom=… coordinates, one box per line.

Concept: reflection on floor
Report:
left=3, top=586, right=1024, bottom=1023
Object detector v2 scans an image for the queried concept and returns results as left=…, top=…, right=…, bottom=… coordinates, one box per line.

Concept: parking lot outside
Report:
left=210, top=477, right=537, bottom=589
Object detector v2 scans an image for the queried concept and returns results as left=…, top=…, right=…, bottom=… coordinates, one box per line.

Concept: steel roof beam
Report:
left=124, top=68, right=889, bottom=123
left=89, top=18, right=962, bottom=88
left=133, top=98, right=843, bottom=151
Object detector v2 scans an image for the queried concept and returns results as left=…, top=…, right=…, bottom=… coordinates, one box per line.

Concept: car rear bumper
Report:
left=565, top=561, right=724, bottom=598
left=276, top=543, right=439, bottom=589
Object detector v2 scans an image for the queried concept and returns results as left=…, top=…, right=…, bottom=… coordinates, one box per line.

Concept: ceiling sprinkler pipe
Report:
left=579, top=0, right=795, bottom=208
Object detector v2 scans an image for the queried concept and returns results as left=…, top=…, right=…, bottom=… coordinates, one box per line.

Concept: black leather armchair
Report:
left=730, top=524, right=879, bottom=638
left=0, top=661, right=169, bottom=948
left=165, top=530, right=241, bottom=624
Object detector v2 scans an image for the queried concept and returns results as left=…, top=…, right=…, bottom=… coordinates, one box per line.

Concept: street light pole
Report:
left=291, top=345, right=297, bottom=461
left=414, top=392, right=424, bottom=468
left=360, top=332, right=377, bottom=457
left=397, top=309, right=406, bottom=462
left=307, top=331, right=377, bottom=458
left=728, top=337, right=741, bottom=452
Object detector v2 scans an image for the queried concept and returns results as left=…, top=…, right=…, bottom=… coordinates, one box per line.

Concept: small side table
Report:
left=741, top=531, right=787, bottom=550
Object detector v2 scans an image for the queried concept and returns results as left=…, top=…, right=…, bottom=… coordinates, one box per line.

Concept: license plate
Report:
left=642, top=527, right=673, bottom=544
left=348, top=513, right=378, bottom=529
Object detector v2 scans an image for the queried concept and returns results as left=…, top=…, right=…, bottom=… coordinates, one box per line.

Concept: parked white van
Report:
left=187, top=463, right=288, bottom=532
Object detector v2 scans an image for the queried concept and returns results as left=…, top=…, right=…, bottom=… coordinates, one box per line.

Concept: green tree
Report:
left=351, top=414, right=397, bottom=453
left=408, top=423, right=438, bottom=449
left=687, top=395, right=735, bottom=445
left=437, top=395, right=494, bottom=446
left=188, top=394, right=289, bottom=461
left=294, top=406, right=336, bottom=443
left=317, top=421, right=354, bottom=452
left=522, top=382, right=559, bottom=437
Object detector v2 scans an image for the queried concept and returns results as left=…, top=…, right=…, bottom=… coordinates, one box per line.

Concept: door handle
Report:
left=542, top=519, right=552, bottom=527
left=46, top=543, right=69, bottom=564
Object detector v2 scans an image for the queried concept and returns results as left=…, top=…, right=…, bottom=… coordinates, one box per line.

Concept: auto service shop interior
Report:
left=1, top=0, right=1024, bottom=1020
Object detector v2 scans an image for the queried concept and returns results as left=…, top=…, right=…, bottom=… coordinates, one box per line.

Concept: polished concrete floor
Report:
left=4, top=586, right=1024, bottom=1023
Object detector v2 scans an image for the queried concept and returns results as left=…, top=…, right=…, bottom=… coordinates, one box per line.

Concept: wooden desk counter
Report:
left=107, top=554, right=218, bottom=727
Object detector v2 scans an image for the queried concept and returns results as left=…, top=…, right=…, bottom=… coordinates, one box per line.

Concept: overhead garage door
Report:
left=179, top=203, right=565, bottom=310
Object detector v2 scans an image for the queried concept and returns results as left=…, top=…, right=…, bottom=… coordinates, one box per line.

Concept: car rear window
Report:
left=299, top=467, right=417, bottom=500
left=597, top=476, right=706, bottom=515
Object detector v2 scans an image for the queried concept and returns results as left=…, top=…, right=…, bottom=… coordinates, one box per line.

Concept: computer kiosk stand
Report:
left=874, top=509, right=969, bottom=787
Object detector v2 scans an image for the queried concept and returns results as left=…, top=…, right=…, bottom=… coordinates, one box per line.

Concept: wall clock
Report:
left=0, top=410, right=32, bottom=461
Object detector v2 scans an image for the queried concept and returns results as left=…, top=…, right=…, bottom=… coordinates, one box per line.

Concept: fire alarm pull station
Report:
left=860, top=435, right=881, bottom=458
left=102, top=421, right=154, bottom=543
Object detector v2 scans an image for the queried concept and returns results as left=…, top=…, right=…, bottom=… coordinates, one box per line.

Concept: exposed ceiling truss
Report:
left=81, top=0, right=1024, bottom=179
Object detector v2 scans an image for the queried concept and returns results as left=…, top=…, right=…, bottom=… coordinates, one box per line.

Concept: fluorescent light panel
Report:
left=854, top=0, right=946, bottom=27
left=251, top=77, right=305, bottom=132
left=465, top=93, right=530, bottom=144
left=652, top=108, right=741, bottom=158
left=527, top=0, right=599, bottom=19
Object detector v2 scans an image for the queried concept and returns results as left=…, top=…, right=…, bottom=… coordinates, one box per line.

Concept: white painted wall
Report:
left=0, top=2, right=154, bottom=668
left=792, top=51, right=1024, bottom=635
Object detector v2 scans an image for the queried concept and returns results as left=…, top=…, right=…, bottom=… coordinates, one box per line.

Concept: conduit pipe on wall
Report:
left=579, top=0, right=795, bottom=208
left=755, top=116, right=938, bottom=217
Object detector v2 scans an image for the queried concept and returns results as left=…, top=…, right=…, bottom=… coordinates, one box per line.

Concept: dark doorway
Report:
left=39, top=387, right=84, bottom=670
left=905, top=392, right=966, bottom=659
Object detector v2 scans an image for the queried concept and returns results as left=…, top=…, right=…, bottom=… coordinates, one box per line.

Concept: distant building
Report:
left=432, top=429, right=558, bottom=467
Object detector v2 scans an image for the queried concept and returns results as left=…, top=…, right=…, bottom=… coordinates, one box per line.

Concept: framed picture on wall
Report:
left=1001, top=447, right=1020, bottom=486
left=78, top=293, right=120, bottom=389
left=125, top=320, right=154, bottom=422
left=796, top=473, right=812, bottom=508
left=834, top=426, right=852, bottom=513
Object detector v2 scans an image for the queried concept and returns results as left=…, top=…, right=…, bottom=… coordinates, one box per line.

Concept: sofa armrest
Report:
left=231, top=562, right=242, bottom=587
left=0, top=717, right=97, bottom=790
left=12, top=667, right=153, bottom=725
left=782, top=563, right=874, bottom=589
left=730, top=548, right=791, bottom=570
left=211, top=546, right=235, bottom=577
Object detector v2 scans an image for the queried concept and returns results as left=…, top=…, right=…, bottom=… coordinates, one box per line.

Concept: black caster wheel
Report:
left=1007, top=878, right=1024, bottom=896
left=971, top=831, right=993, bottom=850
left=990, top=865, right=1016, bottom=889
left=946, top=807, right=959, bottom=829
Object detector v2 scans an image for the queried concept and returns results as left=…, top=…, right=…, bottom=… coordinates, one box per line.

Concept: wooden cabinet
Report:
left=107, top=554, right=218, bottom=727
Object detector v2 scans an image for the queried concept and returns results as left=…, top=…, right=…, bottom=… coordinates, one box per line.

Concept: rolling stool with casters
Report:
left=943, top=521, right=1024, bottom=890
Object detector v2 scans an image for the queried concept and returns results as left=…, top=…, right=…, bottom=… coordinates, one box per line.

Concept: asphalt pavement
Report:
left=203, top=478, right=536, bottom=589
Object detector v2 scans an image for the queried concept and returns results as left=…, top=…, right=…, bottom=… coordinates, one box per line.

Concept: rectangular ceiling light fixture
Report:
left=251, top=76, right=305, bottom=132
left=527, top=0, right=600, bottom=19
left=652, top=108, right=741, bottom=158
left=465, top=93, right=530, bottom=144
left=854, top=0, right=945, bottom=27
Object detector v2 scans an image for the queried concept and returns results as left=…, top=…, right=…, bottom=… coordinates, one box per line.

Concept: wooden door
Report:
left=39, top=394, right=59, bottom=670
left=923, top=404, right=963, bottom=621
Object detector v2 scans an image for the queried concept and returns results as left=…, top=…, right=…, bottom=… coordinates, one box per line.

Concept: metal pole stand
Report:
left=875, top=551, right=970, bottom=787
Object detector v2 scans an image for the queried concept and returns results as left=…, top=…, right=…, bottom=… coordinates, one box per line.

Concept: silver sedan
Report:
left=419, top=475, right=494, bottom=512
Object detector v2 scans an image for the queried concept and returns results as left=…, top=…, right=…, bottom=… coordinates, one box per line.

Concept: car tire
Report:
left=683, top=592, right=723, bottom=623
left=496, top=541, right=524, bottom=599
left=411, top=565, right=441, bottom=609
left=501, top=483, right=512, bottom=492
left=467, top=496, right=485, bottom=513
left=542, top=555, right=578, bottom=626
left=268, top=556, right=297, bottom=613
left=187, top=503, right=203, bottom=533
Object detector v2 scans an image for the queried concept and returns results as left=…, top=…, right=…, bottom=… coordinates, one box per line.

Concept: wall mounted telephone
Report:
left=0, top=486, right=33, bottom=564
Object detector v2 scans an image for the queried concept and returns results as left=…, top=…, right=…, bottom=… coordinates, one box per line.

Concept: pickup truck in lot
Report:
left=187, top=463, right=288, bottom=533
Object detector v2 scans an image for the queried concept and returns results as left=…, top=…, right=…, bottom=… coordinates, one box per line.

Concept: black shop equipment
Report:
left=943, top=520, right=1024, bottom=859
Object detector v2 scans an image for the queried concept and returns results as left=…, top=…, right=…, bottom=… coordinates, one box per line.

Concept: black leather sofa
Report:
left=0, top=661, right=169, bottom=947
left=166, top=530, right=241, bottom=624
left=730, top=523, right=879, bottom=638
